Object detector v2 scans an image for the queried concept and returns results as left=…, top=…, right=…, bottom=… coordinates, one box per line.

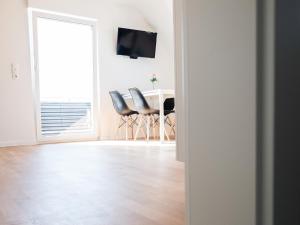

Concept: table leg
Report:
left=159, top=93, right=165, bottom=143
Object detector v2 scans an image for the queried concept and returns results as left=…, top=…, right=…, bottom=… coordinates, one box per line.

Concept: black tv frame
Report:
left=116, top=27, right=157, bottom=59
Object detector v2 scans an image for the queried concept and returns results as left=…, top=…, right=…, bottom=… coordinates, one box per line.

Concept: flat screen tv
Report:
left=117, top=27, right=157, bottom=59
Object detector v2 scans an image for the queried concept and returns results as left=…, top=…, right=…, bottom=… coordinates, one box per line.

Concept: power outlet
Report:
left=11, top=64, right=20, bottom=80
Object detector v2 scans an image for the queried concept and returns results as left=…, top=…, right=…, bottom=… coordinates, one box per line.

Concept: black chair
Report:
left=109, top=91, right=140, bottom=140
left=152, top=97, right=176, bottom=141
left=164, top=98, right=176, bottom=139
left=128, top=88, right=159, bottom=141
left=164, top=98, right=175, bottom=116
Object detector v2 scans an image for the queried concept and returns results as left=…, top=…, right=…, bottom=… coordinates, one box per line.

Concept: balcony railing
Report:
left=41, top=102, right=92, bottom=136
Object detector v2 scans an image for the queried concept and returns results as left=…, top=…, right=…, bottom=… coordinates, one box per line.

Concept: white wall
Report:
left=0, top=0, right=36, bottom=147
left=28, top=0, right=175, bottom=140
left=184, top=0, right=256, bottom=225
left=0, top=0, right=175, bottom=145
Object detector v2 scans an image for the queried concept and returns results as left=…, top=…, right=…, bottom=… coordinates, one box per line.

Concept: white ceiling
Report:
left=112, top=0, right=174, bottom=49
left=28, top=0, right=174, bottom=50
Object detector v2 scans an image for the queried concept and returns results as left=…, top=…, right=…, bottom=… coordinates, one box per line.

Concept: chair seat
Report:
left=164, top=110, right=175, bottom=116
left=121, top=109, right=139, bottom=116
left=140, top=109, right=160, bottom=116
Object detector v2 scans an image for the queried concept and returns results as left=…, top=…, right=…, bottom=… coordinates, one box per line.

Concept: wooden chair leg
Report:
left=166, top=116, right=175, bottom=137
left=130, top=116, right=134, bottom=140
left=141, top=125, right=147, bottom=140
left=163, top=116, right=170, bottom=141
left=146, top=116, right=150, bottom=141
left=134, top=115, right=143, bottom=141
left=114, top=117, right=122, bottom=140
left=151, top=115, right=156, bottom=140
left=129, top=115, right=140, bottom=140
left=125, top=116, right=129, bottom=140
left=171, top=123, right=176, bottom=136
left=142, top=116, right=149, bottom=140
left=165, top=127, right=170, bottom=141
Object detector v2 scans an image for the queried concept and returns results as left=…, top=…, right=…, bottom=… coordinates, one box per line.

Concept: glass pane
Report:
left=37, top=18, right=94, bottom=137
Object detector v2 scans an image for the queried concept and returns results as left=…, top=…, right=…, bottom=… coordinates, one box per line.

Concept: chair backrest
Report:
left=128, top=88, right=151, bottom=112
left=164, top=98, right=175, bottom=111
left=109, top=91, right=130, bottom=115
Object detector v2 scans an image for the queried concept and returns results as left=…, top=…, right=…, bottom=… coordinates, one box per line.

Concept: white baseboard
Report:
left=0, top=140, right=37, bottom=148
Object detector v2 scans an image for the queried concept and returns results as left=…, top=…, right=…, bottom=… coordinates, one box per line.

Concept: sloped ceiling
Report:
left=28, top=0, right=174, bottom=50
left=112, top=0, right=174, bottom=51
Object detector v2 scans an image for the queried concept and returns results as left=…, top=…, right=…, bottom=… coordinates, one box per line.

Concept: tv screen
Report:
left=117, top=28, right=157, bottom=59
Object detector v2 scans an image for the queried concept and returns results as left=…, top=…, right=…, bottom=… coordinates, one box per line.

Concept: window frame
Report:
left=28, top=9, right=100, bottom=143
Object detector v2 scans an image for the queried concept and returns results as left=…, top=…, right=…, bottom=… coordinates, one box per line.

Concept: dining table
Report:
left=122, top=89, right=175, bottom=143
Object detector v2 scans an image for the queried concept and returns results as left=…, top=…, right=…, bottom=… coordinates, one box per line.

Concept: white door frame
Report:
left=173, top=0, right=190, bottom=224
left=28, top=9, right=100, bottom=144
left=175, top=0, right=258, bottom=225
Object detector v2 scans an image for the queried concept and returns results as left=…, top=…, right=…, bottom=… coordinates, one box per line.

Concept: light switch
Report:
left=11, top=64, right=20, bottom=80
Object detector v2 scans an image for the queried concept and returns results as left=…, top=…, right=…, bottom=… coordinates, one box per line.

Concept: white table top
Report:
left=122, top=89, right=175, bottom=99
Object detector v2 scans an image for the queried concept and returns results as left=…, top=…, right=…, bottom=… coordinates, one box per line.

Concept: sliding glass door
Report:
left=31, top=11, right=99, bottom=142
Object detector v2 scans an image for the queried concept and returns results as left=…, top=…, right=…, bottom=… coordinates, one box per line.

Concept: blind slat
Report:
left=40, top=102, right=92, bottom=136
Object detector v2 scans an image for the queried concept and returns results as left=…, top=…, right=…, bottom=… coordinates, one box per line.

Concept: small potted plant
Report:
left=150, top=74, right=158, bottom=90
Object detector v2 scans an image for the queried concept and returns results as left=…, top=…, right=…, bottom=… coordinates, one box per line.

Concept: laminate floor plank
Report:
left=0, top=143, right=184, bottom=225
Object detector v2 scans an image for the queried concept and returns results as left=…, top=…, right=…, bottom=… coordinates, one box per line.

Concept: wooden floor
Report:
left=0, top=142, right=185, bottom=225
